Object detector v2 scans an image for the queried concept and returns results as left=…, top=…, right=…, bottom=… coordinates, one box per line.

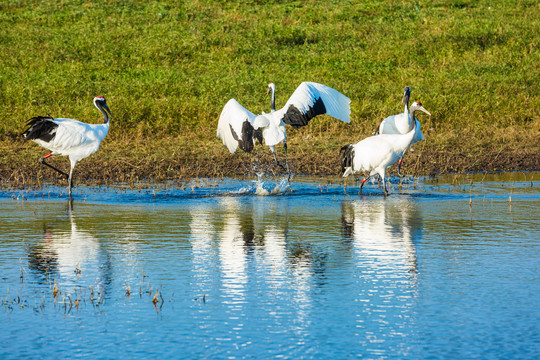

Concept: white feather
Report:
left=36, top=118, right=109, bottom=162
left=378, top=110, right=410, bottom=135
left=259, top=116, right=286, bottom=146
left=378, top=115, right=424, bottom=153
left=297, top=82, right=351, bottom=122
left=377, top=91, right=425, bottom=154
left=217, top=99, right=257, bottom=154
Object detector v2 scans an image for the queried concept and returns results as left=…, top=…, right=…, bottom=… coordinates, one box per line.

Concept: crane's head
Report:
left=266, top=82, right=275, bottom=95
left=402, top=86, right=411, bottom=104
left=94, top=96, right=113, bottom=122
left=411, top=101, right=431, bottom=116
left=94, top=95, right=106, bottom=105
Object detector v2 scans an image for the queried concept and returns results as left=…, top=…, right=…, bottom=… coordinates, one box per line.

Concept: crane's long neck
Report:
left=408, top=107, right=417, bottom=133
left=97, top=104, right=110, bottom=124
left=403, top=91, right=411, bottom=127
left=270, top=87, right=276, bottom=112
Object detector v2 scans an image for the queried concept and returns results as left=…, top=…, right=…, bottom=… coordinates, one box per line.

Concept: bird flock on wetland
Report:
left=22, top=83, right=431, bottom=198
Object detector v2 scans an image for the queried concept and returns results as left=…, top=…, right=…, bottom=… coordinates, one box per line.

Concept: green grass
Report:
left=0, top=0, right=538, bottom=180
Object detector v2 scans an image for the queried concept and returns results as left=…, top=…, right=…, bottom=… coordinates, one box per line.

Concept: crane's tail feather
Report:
left=340, top=144, right=355, bottom=177
left=22, top=116, right=58, bottom=143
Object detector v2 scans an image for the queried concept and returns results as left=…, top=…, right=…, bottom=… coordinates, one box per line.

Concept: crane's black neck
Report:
left=270, top=88, right=276, bottom=112
left=101, top=108, right=110, bottom=124
left=403, top=89, right=411, bottom=111
left=96, top=103, right=110, bottom=124
left=408, top=107, right=417, bottom=132
left=403, top=87, right=411, bottom=127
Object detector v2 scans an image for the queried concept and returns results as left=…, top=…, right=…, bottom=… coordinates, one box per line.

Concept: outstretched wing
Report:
left=217, top=99, right=258, bottom=153
left=278, top=82, right=351, bottom=129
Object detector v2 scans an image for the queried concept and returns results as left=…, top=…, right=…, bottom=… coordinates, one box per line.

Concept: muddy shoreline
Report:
left=2, top=145, right=538, bottom=188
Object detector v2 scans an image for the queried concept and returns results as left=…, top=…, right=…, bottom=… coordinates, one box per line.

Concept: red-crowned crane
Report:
left=22, top=96, right=113, bottom=198
left=373, top=86, right=425, bottom=176
left=217, top=82, right=351, bottom=179
left=341, top=101, right=431, bottom=196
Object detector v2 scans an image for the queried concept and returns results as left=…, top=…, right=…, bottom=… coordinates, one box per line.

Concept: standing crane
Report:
left=341, top=101, right=431, bottom=196
left=22, top=96, right=113, bottom=198
left=373, top=86, right=425, bottom=176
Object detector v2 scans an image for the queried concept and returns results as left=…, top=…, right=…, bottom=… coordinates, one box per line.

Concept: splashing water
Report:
left=254, top=173, right=290, bottom=196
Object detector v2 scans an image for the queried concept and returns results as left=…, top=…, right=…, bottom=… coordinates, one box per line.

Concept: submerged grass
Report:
left=0, top=0, right=538, bottom=184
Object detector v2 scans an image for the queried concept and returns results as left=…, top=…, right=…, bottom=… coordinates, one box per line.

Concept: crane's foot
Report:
left=274, top=159, right=287, bottom=172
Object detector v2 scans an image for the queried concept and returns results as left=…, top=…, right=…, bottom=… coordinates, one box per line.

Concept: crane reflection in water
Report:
left=341, top=197, right=421, bottom=276
left=189, top=197, right=324, bottom=330
left=340, top=196, right=422, bottom=348
left=26, top=203, right=113, bottom=292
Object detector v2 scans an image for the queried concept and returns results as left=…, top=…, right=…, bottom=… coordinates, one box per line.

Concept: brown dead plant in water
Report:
left=152, top=290, right=164, bottom=311
left=52, top=281, right=59, bottom=300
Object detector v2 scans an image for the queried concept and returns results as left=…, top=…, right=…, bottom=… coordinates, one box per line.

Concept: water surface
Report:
left=1, top=174, right=539, bottom=359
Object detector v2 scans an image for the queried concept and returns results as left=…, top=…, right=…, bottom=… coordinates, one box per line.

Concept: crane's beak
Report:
left=418, top=105, right=431, bottom=117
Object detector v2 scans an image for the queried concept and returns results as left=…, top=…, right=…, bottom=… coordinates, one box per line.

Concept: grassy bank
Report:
left=1, top=0, right=538, bottom=184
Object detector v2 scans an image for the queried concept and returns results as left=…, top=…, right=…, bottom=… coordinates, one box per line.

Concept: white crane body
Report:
left=341, top=101, right=431, bottom=195
left=23, top=96, right=112, bottom=197
left=33, top=118, right=109, bottom=163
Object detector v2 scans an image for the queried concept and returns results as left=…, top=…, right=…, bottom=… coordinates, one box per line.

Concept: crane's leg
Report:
left=397, top=158, right=404, bottom=177
left=67, top=167, right=74, bottom=198
left=283, top=141, right=290, bottom=182
left=67, top=160, right=78, bottom=199
left=271, top=146, right=288, bottom=172
left=359, top=176, right=370, bottom=195
left=39, top=153, right=69, bottom=179
left=382, top=172, right=389, bottom=197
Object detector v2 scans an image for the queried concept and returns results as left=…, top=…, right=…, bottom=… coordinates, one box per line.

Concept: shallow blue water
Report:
left=1, top=174, right=539, bottom=359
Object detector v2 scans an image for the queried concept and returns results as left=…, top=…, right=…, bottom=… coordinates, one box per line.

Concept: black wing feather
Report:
left=282, top=97, right=326, bottom=129
left=229, top=120, right=256, bottom=153
left=22, top=116, right=58, bottom=143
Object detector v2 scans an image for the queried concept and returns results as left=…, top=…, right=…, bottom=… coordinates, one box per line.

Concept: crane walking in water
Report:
left=373, top=86, right=425, bottom=176
left=217, top=82, right=351, bottom=179
left=341, top=101, right=431, bottom=196
left=22, top=96, right=113, bottom=198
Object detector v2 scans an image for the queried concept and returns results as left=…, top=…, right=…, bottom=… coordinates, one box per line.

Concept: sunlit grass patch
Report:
left=0, top=0, right=538, bottom=182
